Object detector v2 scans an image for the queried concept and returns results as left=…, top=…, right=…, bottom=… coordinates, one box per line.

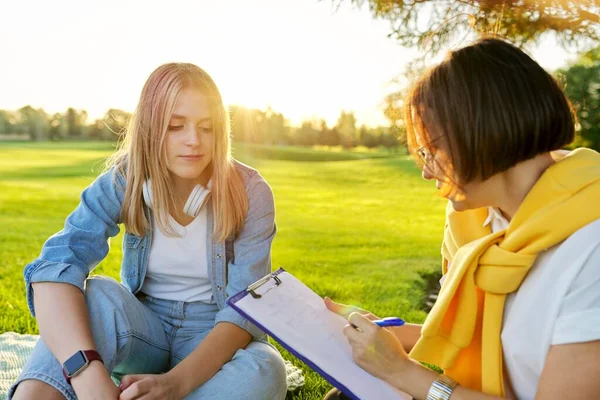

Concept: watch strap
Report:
left=62, top=350, right=103, bottom=385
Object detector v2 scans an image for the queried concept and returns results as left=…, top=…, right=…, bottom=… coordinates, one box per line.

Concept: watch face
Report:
left=64, top=351, right=88, bottom=377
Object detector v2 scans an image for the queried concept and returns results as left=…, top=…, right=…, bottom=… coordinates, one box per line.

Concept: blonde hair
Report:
left=107, top=63, right=248, bottom=242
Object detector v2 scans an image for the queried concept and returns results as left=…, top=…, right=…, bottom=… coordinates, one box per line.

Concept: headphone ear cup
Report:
left=183, top=184, right=211, bottom=217
left=142, top=180, right=154, bottom=209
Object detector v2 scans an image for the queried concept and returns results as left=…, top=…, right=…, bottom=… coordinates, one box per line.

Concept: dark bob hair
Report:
left=405, top=37, right=576, bottom=183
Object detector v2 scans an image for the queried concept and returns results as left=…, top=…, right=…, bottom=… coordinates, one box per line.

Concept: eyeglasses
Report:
left=417, top=146, right=435, bottom=170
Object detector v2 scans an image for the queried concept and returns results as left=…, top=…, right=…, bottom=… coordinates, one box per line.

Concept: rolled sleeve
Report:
left=23, top=167, right=125, bottom=316
left=552, top=308, right=600, bottom=345
left=214, top=303, right=265, bottom=338
left=214, top=170, right=276, bottom=339
left=25, top=260, right=89, bottom=316
left=551, top=242, right=600, bottom=345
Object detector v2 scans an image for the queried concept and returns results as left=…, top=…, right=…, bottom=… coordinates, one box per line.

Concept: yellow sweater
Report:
left=409, top=148, right=600, bottom=396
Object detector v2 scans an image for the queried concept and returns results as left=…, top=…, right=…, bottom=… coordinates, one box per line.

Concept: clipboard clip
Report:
left=247, top=272, right=282, bottom=299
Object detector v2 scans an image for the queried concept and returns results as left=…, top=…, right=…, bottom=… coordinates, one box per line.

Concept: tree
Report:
left=317, top=119, right=329, bottom=146
left=359, top=125, right=380, bottom=148
left=294, top=120, right=321, bottom=146
left=88, top=119, right=108, bottom=140
left=380, top=131, right=402, bottom=152
left=383, top=91, right=407, bottom=147
left=0, top=110, right=13, bottom=134
left=102, top=109, right=131, bottom=139
left=317, top=119, right=338, bottom=146
left=230, top=105, right=292, bottom=145
left=48, top=112, right=67, bottom=141
left=338, top=0, right=600, bottom=58
left=337, top=1, right=600, bottom=149
left=16, top=106, right=49, bottom=141
left=558, top=47, right=600, bottom=150
left=260, top=106, right=292, bottom=145
left=66, top=108, right=88, bottom=138
left=336, top=111, right=358, bottom=148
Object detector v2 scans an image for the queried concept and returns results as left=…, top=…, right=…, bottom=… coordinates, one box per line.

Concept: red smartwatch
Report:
left=62, top=350, right=103, bottom=384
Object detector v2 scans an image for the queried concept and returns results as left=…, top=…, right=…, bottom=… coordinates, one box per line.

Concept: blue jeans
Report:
left=8, top=276, right=287, bottom=399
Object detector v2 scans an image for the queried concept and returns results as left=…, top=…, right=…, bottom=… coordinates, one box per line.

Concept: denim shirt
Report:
left=23, top=160, right=275, bottom=338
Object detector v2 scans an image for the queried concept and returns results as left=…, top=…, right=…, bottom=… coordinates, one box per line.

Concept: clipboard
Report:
left=227, top=268, right=412, bottom=400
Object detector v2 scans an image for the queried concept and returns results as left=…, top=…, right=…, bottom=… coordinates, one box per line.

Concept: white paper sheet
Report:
left=231, top=271, right=412, bottom=400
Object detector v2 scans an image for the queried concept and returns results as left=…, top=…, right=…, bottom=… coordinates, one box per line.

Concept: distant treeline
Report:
left=0, top=106, right=404, bottom=150
left=2, top=47, right=599, bottom=151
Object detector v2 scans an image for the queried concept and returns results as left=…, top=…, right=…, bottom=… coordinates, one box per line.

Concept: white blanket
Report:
left=0, top=332, right=304, bottom=399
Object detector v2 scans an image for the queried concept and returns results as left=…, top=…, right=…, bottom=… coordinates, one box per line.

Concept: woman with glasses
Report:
left=325, top=37, right=600, bottom=400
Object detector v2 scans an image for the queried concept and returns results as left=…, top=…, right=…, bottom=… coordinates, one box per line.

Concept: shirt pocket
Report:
left=124, top=232, right=143, bottom=249
left=123, top=232, right=144, bottom=277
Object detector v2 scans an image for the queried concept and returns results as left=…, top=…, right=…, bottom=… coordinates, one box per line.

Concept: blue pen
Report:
left=373, top=317, right=405, bottom=327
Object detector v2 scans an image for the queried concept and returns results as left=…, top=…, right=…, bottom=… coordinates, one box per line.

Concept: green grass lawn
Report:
left=0, top=141, right=446, bottom=399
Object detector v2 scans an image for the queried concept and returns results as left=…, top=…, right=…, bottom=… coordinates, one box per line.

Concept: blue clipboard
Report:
left=227, top=268, right=411, bottom=400
left=227, top=268, right=360, bottom=399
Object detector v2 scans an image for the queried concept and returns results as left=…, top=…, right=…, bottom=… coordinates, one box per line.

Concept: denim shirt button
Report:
left=216, top=254, right=222, bottom=259
left=216, top=285, right=222, bottom=290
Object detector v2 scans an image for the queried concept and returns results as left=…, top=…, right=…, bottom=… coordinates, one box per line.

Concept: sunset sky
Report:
left=0, top=0, right=577, bottom=127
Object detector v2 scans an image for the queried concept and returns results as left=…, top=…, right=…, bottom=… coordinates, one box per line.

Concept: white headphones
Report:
left=142, top=179, right=212, bottom=217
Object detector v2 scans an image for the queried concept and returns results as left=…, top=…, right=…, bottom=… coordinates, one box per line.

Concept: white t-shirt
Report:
left=488, top=208, right=600, bottom=399
left=140, top=206, right=213, bottom=303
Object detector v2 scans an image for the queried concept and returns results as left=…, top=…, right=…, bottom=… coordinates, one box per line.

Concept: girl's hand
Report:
left=119, top=373, right=181, bottom=400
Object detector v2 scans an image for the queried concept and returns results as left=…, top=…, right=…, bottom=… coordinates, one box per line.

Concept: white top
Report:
left=141, top=206, right=213, bottom=303
left=488, top=208, right=600, bottom=399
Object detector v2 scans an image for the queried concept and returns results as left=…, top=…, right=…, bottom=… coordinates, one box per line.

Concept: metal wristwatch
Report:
left=62, top=350, right=103, bottom=384
left=426, top=374, right=459, bottom=400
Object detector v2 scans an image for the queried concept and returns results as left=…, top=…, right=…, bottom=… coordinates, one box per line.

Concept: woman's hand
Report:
left=119, top=373, right=182, bottom=400
left=344, top=312, right=411, bottom=384
left=325, top=297, right=423, bottom=353
left=324, top=297, right=379, bottom=320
